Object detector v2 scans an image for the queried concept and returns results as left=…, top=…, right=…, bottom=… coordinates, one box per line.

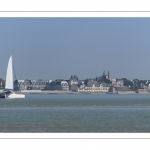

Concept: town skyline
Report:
left=1, top=70, right=149, bottom=94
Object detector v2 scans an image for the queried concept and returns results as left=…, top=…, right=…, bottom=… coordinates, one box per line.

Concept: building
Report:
left=77, top=79, right=110, bottom=93
left=116, top=79, right=124, bottom=87
left=44, top=79, right=69, bottom=91
left=68, top=75, right=79, bottom=91
left=106, top=71, right=110, bottom=80
left=14, top=79, right=52, bottom=91
left=111, top=79, right=117, bottom=86
left=68, top=75, right=78, bottom=85
left=78, top=82, right=110, bottom=93
left=96, top=71, right=112, bottom=85
left=108, top=86, right=135, bottom=94
left=111, top=78, right=124, bottom=87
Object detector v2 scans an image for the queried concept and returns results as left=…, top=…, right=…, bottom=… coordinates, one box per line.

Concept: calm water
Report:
left=0, top=94, right=150, bottom=132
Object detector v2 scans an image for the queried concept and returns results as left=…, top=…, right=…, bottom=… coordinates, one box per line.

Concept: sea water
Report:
left=0, top=94, right=150, bottom=132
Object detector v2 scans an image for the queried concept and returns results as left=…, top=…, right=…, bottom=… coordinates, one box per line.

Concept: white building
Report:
left=111, top=79, right=117, bottom=86
left=14, top=80, right=52, bottom=90
left=116, top=79, right=124, bottom=87
left=78, top=82, right=110, bottom=93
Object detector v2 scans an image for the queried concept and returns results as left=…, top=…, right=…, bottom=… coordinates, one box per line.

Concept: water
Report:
left=0, top=94, right=150, bottom=132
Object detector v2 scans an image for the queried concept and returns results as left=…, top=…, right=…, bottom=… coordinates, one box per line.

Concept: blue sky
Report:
left=0, top=18, right=150, bottom=80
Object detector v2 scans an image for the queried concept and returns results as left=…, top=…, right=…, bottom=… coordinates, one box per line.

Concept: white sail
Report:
left=5, top=56, right=13, bottom=90
left=4, top=55, right=25, bottom=98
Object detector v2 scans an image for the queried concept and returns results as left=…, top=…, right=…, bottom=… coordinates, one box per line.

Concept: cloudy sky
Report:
left=0, top=18, right=150, bottom=80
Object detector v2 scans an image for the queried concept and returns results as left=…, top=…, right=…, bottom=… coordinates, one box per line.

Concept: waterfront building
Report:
left=44, top=79, right=69, bottom=91
left=77, top=79, right=110, bottom=93
left=14, top=80, right=31, bottom=90
left=78, top=80, right=85, bottom=85
left=111, top=79, right=117, bottom=86
left=108, top=86, right=135, bottom=94
left=31, top=80, right=52, bottom=90
left=68, top=75, right=79, bottom=91
left=70, top=84, right=79, bottom=91
left=14, top=79, right=52, bottom=91
left=78, top=82, right=110, bottom=93
left=69, top=75, right=78, bottom=85
left=116, top=79, right=124, bottom=87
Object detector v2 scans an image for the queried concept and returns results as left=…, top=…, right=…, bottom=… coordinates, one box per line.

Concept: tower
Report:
left=108, top=71, right=110, bottom=79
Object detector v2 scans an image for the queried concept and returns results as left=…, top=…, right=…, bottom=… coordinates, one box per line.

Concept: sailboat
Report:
left=4, top=56, right=25, bottom=99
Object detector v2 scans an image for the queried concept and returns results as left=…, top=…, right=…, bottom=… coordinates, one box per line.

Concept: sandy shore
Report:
left=16, top=90, right=79, bottom=94
left=1, top=89, right=150, bottom=94
left=16, top=90, right=108, bottom=94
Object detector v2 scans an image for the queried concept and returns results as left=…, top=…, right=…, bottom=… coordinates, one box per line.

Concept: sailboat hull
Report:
left=6, top=93, right=25, bottom=99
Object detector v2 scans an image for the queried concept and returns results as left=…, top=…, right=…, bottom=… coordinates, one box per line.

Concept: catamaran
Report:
left=4, top=56, right=25, bottom=99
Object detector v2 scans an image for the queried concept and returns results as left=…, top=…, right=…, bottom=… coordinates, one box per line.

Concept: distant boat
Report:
left=4, top=56, right=25, bottom=99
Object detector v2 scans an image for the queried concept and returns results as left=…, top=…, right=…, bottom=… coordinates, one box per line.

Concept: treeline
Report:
left=121, top=78, right=150, bottom=91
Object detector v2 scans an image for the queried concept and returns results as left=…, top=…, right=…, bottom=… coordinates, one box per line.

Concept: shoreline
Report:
left=17, top=90, right=150, bottom=95
left=16, top=91, right=106, bottom=94
left=1, top=90, right=150, bottom=95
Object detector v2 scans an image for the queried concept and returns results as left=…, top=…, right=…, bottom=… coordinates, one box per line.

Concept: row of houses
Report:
left=14, top=79, right=110, bottom=93
left=0, top=73, right=126, bottom=93
left=12, top=75, right=125, bottom=93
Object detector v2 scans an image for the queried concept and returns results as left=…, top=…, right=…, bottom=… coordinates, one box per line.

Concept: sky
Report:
left=0, top=18, right=150, bottom=80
